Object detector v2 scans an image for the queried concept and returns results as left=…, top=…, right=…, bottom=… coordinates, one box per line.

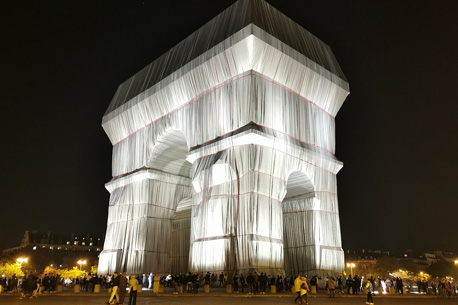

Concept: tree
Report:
left=398, top=259, right=420, bottom=274
left=0, top=263, right=24, bottom=278
left=427, top=261, right=454, bottom=279
left=372, top=256, right=400, bottom=278
left=91, top=265, right=98, bottom=275
left=57, top=267, right=87, bottom=280
left=43, top=265, right=58, bottom=276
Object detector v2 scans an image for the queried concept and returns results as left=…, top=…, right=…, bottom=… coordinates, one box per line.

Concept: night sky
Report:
left=1, top=0, right=457, bottom=254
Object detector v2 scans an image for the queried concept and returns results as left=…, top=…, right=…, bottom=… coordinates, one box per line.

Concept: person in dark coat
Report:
left=259, top=273, right=267, bottom=294
left=246, top=273, right=254, bottom=295
left=233, top=274, right=239, bottom=292
left=118, top=272, right=128, bottom=304
left=346, top=276, right=353, bottom=294
left=352, top=275, right=359, bottom=295
left=239, top=274, right=245, bottom=293
left=107, top=272, right=120, bottom=304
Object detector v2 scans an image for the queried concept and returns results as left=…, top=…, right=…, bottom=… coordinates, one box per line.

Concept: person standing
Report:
left=118, top=272, right=128, bottom=305
left=347, top=276, right=353, bottom=294
left=353, top=275, right=359, bottom=295
left=107, top=272, right=119, bottom=305
left=259, top=273, right=267, bottom=294
left=253, top=272, right=259, bottom=294
left=233, top=274, right=239, bottom=293
left=128, top=274, right=139, bottom=305
left=337, top=276, right=344, bottom=294
left=148, top=273, right=153, bottom=289
left=239, top=274, right=245, bottom=293
left=219, top=272, right=224, bottom=287
left=328, top=276, right=336, bottom=298
left=246, top=273, right=254, bottom=295
left=153, top=274, right=160, bottom=295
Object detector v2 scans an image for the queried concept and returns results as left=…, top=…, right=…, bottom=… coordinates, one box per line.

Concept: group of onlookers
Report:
left=2, top=270, right=456, bottom=304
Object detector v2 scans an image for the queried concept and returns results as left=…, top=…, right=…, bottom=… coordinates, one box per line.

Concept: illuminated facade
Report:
left=98, top=0, right=349, bottom=277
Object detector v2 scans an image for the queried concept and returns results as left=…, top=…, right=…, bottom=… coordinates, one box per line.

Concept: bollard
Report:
left=56, top=285, right=63, bottom=292
left=74, top=284, right=81, bottom=293
left=226, top=284, right=232, bottom=294
left=138, top=284, right=143, bottom=293
left=94, top=284, right=101, bottom=293
left=377, top=286, right=383, bottom=294
left=204, top=284, right=210, bottom=293
left=291, top=286, right=296, bottom=293
left=270, top=285, right=276, bottom=294
left=403, top=287, right=406, bottom=294
left=311, top=285, right=316, bottom=294
left=159, top=284, right=164, bottom=293
left=0, top=284, right=2, bottom=294
left=390, top=286, right=395, bottom=294
left=363, top=286, right=367, bottom=294
left=349, top=287, right=352, bottom=294
left=178, top=285, right=183, bottom=294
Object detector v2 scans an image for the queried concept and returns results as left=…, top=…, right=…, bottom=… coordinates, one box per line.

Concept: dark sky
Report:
left=1, top=0, right=457, bottom=254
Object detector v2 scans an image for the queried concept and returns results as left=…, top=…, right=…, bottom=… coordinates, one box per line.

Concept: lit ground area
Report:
left=0, top=295, right=456, bottom=305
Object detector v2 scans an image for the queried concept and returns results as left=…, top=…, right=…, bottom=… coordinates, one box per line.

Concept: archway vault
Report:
left=284, top=170, right=315, bottom=200
left=148, top=129, right=192, bottom=178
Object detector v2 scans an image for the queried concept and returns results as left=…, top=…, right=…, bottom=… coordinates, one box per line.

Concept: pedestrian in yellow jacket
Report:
left=300, top=277, right=310, bottom=304
left=153, top=274, right=160, bottom=294
left=294, top=275, right=302, bottom=303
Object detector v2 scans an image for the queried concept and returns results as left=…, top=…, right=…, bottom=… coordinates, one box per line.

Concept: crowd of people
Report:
left=1, top=270, right=456, bottom=304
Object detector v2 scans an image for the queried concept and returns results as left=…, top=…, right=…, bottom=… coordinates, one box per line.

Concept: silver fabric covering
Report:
left=98, top=0, right=349, bottom=278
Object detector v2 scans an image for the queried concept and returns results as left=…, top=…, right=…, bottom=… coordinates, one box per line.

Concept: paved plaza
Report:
left=0, top=294, right=456, bottom=305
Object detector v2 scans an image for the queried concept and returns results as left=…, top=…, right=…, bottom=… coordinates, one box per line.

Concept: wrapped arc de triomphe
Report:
left=98, top=0, right=349, bottom=277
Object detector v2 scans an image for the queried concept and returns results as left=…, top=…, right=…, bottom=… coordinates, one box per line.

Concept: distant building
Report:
left=1, top=230, right=104, bottom=272
left=344, top=248, right=456, bottom=276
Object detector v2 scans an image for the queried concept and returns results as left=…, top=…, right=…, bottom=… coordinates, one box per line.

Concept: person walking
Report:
left=128, top=275, right=139, bottom=305
left=365, top=278, right=374, bottom=305
left=299, top=277, right=310, bottom=304
left=294, top=275, right=302, bottom=303
left=107, top=272, right=120, bottom=305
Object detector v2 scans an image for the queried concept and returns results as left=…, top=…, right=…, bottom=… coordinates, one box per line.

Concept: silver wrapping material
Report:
left=99, top=0, right=349, bottom=278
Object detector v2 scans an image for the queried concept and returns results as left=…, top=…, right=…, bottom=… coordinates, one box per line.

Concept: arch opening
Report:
left=171, top=197, right=192, bottom=274
left=148, top=129, right=193, bottom=274
left=282, top=170, right=316, bottom=276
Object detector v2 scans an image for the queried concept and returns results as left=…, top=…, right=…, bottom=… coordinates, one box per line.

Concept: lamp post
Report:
left=16, top=258, right=29, bottom=274
left=347, top=263, right=356, bottom=277
left=16, top=257, right=28, bottom=264
left=77, top=260, right=87, bottom=270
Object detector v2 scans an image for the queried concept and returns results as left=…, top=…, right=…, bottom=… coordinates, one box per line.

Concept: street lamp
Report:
left=16, top=257, right=28, bottom=264
left=347, top=263, right=356, bottom=277
left=77, top=260, right=87, bottom=270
